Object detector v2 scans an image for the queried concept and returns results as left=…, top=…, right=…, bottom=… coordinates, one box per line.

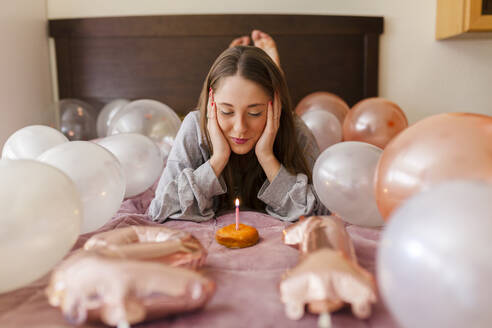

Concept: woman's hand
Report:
left=255, top=92, right=281, bottom=182
left=207, top=88, right=231, bottom=177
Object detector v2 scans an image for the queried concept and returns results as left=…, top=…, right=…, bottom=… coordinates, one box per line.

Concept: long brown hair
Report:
left=198, top=46, right=311, bottom=211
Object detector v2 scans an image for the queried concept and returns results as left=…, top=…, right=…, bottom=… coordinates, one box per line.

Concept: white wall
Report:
left=0, top=1, right=54, bottom=148
left=46, top=0, right=492, bottom=125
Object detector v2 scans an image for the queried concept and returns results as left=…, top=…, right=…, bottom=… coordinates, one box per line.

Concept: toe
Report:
left=252, top=30, right=272, bottom=42
left=251, top=29, right=261, bottom=42
left=229, top=36, right=248, bottom=48
left=240, top=36, right=251, bottom=46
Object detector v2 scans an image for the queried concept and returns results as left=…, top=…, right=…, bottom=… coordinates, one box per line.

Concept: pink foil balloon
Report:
left=84, top=226, right=207, bottom=269
left=295, top=92, right=349, bottom=125
left=375, top=113, right=492, bottom=220
left=343, top=98, right=408, bottom=149
left=281, top=248, right=377, bottom=320
left=47, top=251, right=215, bottom=326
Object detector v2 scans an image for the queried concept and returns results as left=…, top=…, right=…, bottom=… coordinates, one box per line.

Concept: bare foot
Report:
left=251, top=30, right=280, bottom=67
left=229, top=36, right=250, bottom=48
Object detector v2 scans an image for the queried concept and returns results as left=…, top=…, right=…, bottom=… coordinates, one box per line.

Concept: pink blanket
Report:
left=0, top=188, right=399, bottom=327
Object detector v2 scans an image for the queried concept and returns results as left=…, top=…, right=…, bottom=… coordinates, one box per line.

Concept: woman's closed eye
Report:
left=219, top=110, right=262, bottom=117
left=219, top=109, right=234, bottom=116
left=248, top=111, right=264, bottom=117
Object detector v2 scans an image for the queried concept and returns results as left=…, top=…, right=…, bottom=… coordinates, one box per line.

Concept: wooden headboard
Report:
left=49, top=14, right=383, bottom=116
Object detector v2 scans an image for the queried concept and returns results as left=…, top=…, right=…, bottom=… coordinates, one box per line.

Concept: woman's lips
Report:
left=231, top=137, right=249, bottom=145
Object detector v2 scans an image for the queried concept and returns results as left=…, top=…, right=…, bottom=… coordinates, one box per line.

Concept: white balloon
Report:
left=0, top=159, right=82, bottom=293
left=1, top=125, right=68, bottom=160
left=59, top=99, right=97, bottom=141
left=301, top=109, right=342, bottom=151
left=95, top=133, right=164, bottom=198
left=378, top=180, right=492, bottom=328
left=108, top=99, right=181, bottom=157
left=158, top=138, right=173, bottom=164
left=313, top=141, right=384, bottom=227
left=38, top=141, right=125, bottom=233
left=96, top=99, right=130, bottom=138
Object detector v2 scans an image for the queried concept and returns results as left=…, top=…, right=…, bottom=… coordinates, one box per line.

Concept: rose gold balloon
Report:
left=282, top=215, right=356, bottom=263
left=46, top=251, right=215, bottom=326
left=375, top=112, right=492, bottom=220
left=84, top=226, right=207, bottom=270
left=281, top=216, right=377, bottom=320
left=280, top=248, right=377, bottom=320
left=343, top=98, right=408, bottom=149
left=294, top=91, right=349, bottom=125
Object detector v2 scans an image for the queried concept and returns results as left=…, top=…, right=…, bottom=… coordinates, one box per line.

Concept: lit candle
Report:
left=235, top=198, right=240, bottom=230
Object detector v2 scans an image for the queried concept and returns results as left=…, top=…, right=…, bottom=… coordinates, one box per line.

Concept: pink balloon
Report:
left=343, top=98, right=408, bottom=149
left=295, top=92, right=349, bottom=125
left=300, top=109, right=342, bottom=151
left=375, top=112, right=492, bottom=220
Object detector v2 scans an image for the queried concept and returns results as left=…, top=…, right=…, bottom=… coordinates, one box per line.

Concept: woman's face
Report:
left=213, top=74, right=271, bottom=155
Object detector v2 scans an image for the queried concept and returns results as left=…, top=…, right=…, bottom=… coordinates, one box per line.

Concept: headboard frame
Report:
left=49, top=14, right=383, bottom=116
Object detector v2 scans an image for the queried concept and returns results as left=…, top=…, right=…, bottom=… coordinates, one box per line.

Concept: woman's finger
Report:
left=274, top=92, right=281, bottom=129
left=266, top=100, right=274, bottom=132
left=212, top=99, right=218, bottom=122
left=208, top=101, right=220, bottom=134
left=269, top=96, right=276, bottom=131
left=207, top=88, right=215, bottom=119
left=207, top=93, right=214, bottom=131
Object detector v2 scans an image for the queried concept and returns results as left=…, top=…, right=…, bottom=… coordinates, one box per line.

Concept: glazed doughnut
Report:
left=46, top=251, right=215, bottom=327
left=84, top=225, right=206, bottom=269
left=215, top=223, right=259, bottom=248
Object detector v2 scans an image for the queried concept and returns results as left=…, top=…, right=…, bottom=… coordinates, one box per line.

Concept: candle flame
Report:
left=235, top=198, right=239, bottom=206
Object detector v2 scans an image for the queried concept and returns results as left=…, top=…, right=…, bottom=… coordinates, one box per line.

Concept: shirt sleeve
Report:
left=147, top=112, right=226, bottom=223
left=257, top=117, right=330, bottom=221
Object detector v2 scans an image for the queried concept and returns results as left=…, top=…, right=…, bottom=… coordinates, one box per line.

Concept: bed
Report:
left=48, top=14, right=382, bottom=116
left=0, top=14, right=396, bottom=328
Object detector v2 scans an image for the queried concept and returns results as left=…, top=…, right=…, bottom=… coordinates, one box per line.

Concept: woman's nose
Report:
left=233, top=115, right=248, bottom=134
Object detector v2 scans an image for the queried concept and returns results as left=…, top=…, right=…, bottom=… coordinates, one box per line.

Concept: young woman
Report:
left=148, top=30, right=329, bottom=222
